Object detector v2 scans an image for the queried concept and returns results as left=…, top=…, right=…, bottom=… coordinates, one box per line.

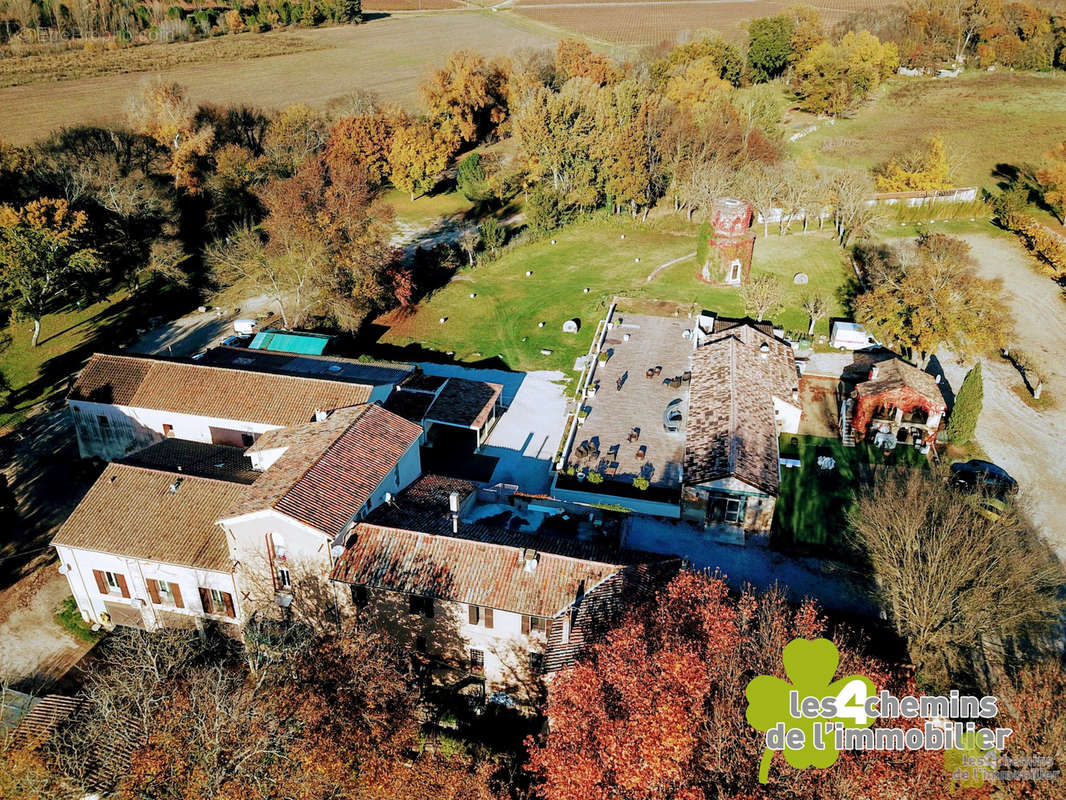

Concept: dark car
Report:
left=949, top=460, right=1019, bottom=497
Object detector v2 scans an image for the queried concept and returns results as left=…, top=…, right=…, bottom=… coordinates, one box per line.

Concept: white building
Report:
left=68, top=353, right=377, bottom=460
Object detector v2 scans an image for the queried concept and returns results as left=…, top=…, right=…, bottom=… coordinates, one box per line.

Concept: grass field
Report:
left=0, top=12, right=564, bottom=145
left=0, top=32, right=325, bottom=89
left=792, top=72, right=1066, bottom=191
left=376, top=219, right=850, bottom=373
left=0, top=289, right=157, bottom=428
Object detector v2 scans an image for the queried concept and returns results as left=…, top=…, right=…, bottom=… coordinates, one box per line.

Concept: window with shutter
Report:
left=115, top=573, right=130, bottom=598
left=521, top=615, right=530, bottom=635
left=146, top=579, right=161, bottom=605
left=483, top=607, right=493, bottom=629
left=351, top=585, right=368, bottom=608
left=468, top=604, right=479, bottom=625
left=171, top=583, right=184, bottom=609
left=469, top=649, right=484, bottom=673
left=199, top=587, right=213, bottom=614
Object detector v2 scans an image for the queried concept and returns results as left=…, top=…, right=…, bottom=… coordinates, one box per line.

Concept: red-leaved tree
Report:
left=528, top=571, right=986, bottom=800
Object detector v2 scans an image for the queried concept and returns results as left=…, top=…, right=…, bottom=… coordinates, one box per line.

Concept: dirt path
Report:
left=0, top=568, right=97, bottom=692
left=938, top=233, right=1066, bottom=557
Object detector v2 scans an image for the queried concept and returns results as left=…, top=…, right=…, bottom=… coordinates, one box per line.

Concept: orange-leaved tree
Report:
left=527, top=571, right=973, bottom=800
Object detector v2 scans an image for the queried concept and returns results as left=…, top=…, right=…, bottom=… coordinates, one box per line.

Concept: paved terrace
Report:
left=566, top=313, right=694, bottom=490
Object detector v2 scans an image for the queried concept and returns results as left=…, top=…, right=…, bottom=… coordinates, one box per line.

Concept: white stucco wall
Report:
left=70, top=399, right=282, bottom=460
left=773, top=398, right=802, bottom=434
left=55, top=545, right=240, bottom=629
left=337, top=585, right=547, bottom=692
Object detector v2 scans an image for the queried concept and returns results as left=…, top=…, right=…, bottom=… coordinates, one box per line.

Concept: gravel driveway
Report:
left=937, top=233, right=1066, bottom=558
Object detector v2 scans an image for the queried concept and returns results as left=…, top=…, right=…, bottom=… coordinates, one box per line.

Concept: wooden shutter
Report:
left=171, top=583, right=184, bottom=609
left=93, top=570, right=108, bottom=594
left=425, top=598, right=434, bottom=619
left=483, top=607, right=493, bottom=629
left=221, top=592, right=235, bottom=618
left=146, top=579, right=161, bottom=605
left=521, top=615, right=530, bottom=635
left=116, top=573, right=130, bottom=599
left=468, top=604, right=479, bottom=625
left=198, top=587, right=212, bottom=614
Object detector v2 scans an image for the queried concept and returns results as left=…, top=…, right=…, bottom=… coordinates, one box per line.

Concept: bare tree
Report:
left=737, top=161, right=784, bottom=238
left=458, top=227, right=480, bottom=267
left=801, top=292, right=830, bottom=336
left=740, top=274, right=784, bottom=322
left=830, top=168, right=880, bottom=246
left=848, top=470, right=1064, bottom=690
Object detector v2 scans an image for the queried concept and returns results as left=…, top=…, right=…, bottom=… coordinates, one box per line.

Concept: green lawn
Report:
left=381, top=186, right=476, bottom=229
left=774, top=434, right=928, bottom=550
left=0, top=289, right=159, bottom=428
left=378, top=219, right=851, bottom=373
left=792, top=71, right=1066, bottom=191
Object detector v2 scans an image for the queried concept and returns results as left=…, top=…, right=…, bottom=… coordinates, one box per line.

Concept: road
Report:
left=937, top=233, right=1066, bottom=558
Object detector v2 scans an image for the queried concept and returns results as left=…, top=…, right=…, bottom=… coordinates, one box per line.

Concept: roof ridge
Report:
left=103, top=461, right=248, bottom=488
left=271, top=405, right=373, bottom=510
left=728, top=336, right=738, bottom=474
left=355, top=521, right=634, bottom=569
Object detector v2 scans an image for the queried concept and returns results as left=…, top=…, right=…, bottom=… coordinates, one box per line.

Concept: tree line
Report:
left=0, top=0, right=361, bottom=46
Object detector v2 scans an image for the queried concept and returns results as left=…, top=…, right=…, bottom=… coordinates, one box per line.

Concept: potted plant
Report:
left=632, top=477, right=650, bottom=491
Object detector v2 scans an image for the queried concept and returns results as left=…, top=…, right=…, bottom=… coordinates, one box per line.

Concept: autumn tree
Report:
left=0, top=198, right=102, bottom=346
left=995, top=660, right=1066, bottom=800
left=263, top=103, right=329, bottom=176
left=650, top=36, right=743, bottom=88
left=874, top=134, right=952, bottom=192
left=848, top=470, right=1064, bottom=690
left=852, top=233, right=1011, bottom=364
left=126, top=80, right=214, bottom=194
left=554, top=38, right=622, bottom=86
left=801, top=291, right=830, bottom=335
left=421, top=50, right=509, bottom=152
left=945, top=360, right=982, bottom=444
left=528, top=571, right=961, bottom=799
left=741, top=273, right=784, bottom=322
left=1036, top=139, right=1066, bottom=222
left=792, top=32, right=898, bottom=116
left=324, top=109, right=398, bottom=187
left=388, top=118, right=452, bottom=201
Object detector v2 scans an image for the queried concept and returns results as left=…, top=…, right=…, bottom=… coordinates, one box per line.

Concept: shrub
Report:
left=456, top=153, right=488, bottom=202
left=632, top=476, right=650, bottom=491
left=587, top=471, right=604, bottom=484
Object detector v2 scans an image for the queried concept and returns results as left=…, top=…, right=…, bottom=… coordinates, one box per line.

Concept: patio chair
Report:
left=646, top=368, right=655, bottom=379
left=653, top=365, right=662, bottom=376
left=682, top=371, right=691, bottom=383
left=635, top=445, right=647, bottom=460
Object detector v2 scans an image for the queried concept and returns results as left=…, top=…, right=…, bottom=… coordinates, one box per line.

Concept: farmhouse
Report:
left=68, top=353, right=377, bottom=460
left=330, top=476, right=679, bottom=691
left=554, top=307, right=801, bottom=544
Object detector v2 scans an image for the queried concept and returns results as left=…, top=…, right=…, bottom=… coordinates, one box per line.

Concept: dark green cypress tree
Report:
left=946, top=361, right=983, bottom=444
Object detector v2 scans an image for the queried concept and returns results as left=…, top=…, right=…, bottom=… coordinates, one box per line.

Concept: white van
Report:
left=830, top=321, right=879, bottom=350
left=233, top=319, right=258, bottom=336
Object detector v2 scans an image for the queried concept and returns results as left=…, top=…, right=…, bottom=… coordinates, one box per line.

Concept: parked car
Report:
left=221, top=334, right=251, bottom=348
left=949, top=459, right=1019, bottom=497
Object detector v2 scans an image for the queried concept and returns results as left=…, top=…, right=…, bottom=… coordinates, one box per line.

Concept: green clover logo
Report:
left=944, top=731, right=995, bottom=793
left=745, top=638, right=876, bottom=783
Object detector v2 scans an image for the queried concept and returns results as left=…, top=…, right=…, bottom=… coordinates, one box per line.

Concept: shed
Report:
left=249, top=329, right=332, bottom=355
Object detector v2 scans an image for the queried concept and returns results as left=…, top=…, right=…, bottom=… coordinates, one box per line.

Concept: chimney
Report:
left=452, top=513, right=459, bottom=534
left=791, top=388, right=799, bottom=403
left=449, top=491, right=460, bottom=513
left=169, top=477, right=184, bottom=494
left=870, top=365, right=879, bottom=380
left=522, top=548, right=539, bottom=573
left=759, top=342, right=770, bottom=359
left=314, top=408, right=329, bottom=422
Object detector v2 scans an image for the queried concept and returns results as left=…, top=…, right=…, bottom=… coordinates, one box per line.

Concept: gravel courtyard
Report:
left=938, top=233, right=1066, bottom=558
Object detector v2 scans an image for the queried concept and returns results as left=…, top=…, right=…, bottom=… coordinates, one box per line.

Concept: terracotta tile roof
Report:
left=542, top=560, right=680, bottom=673
left=51, top=463, right=245, bottom=571
left=225, top=405, right=423, bottom=535
left=684, top=325, right=798, bottom=495
left=13, top=694, right=141, bottom=793
left=426, top=378, right=502, bottom=429
left=119, top=439, right=260, bottom=484
left=855, top=358, right=946, bottom=409
left=331, top=520, right=667, bottom=618
left=69, top=353, right=373, bottom=427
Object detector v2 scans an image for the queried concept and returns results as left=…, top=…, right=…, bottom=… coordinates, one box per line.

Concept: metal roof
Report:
left=249, top=329, right=332, bottom=355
